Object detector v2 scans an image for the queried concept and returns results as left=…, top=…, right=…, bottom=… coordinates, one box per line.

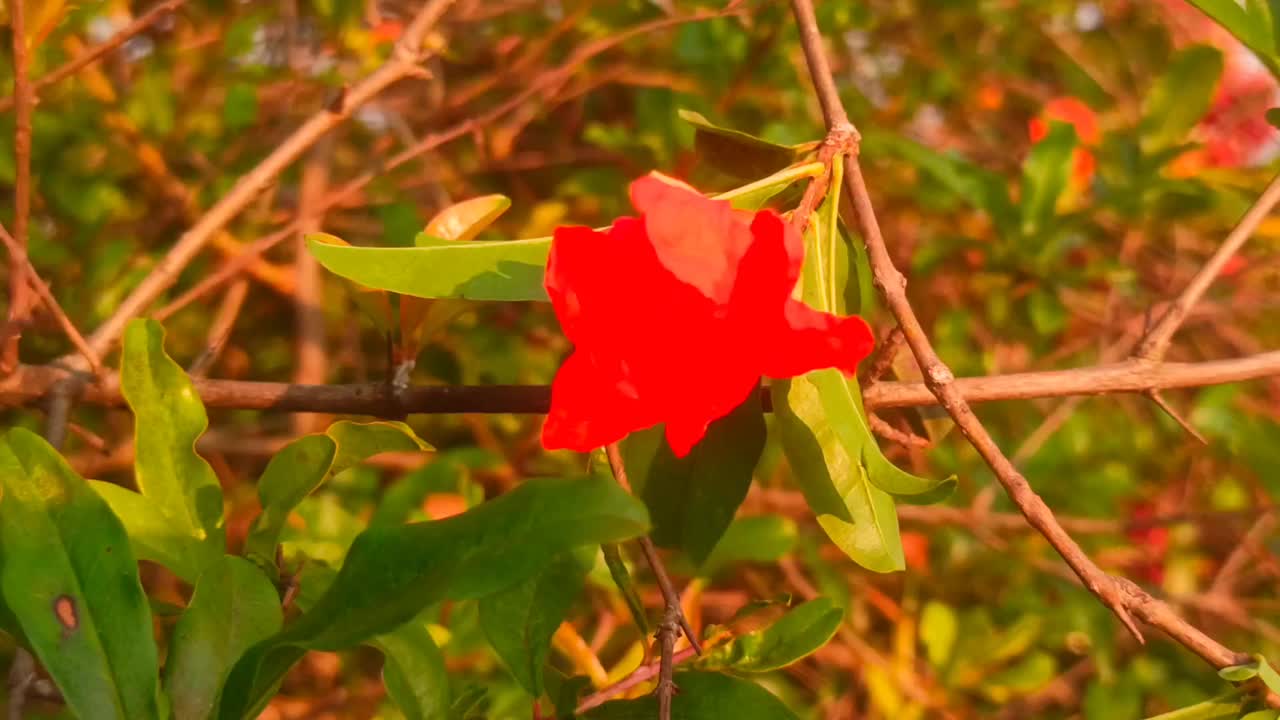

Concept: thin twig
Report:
left=575, top=646, right=700, bottom=713
left=1134, top=171, right=1280, bottom=360
left=605, top=443, right=701, bottom=720
left=1146, top=391, right=1207, bottom=444
left=2, top=0, right=36, bottom=375
left=867, top=412, right=930, bottom=448
left=293, top=140, right=334, bottom=434
left=75, top=0, right=460, bottom=364
left=4, top=351, right=1280, bottom=414
left=0, top=224, right=100, bottom=373
left=863, top=326, right=904, bottom=384
left=0, top=0, right=188, bottom=113
left=788, top=0, right=1263, bottom=679
left=188, top=279, right=250, bottom=378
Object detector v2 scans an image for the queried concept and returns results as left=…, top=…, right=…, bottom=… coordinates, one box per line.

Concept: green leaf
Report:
left=920, top=601, right=959, bottom=669
left=772, top=157, right=953, bottom=572
left=717, top=162, right=825, bottom=211
left=372, top=612, right=451, bottom=720
left=218, top=476, right=649, bottom=719
left=308, top=167, right=821, bottom=302
left=1140, top=45, right=1224, bottom=154
left=479, top=548, right=593, bottom=695
left=164, top=556, right=283, bottom=720
left=1258, top=655, right=1280, bottom=694
left=1019, top=122, right=1077, bottom=238
left=602, top=543, right=649, bottom=636
left=621, top=392, right=766, bottom=567
left=90, top=480, right=207, bottom=584
left=1219, top=663, right=1261, bottom=683
left=243, top=420, right=431, bottom=577
left=310, top=232, right=553, bottom=302
left=698, top=597, right=842, bottom=673
left=120, top=318, right=224, bottom=573
left=1141, top=690, right=1244, bottom=720
left=678, top=109, right=818, bottom=179
left=581, top=671, right=798, bottom=719
left=699, top=515, right=797, bottom=577
left=1185, top=1, right=1276, bottom=70
left=1241, top=711, right=1280, bottom=720
left=0, top=429, right=161, bottom=720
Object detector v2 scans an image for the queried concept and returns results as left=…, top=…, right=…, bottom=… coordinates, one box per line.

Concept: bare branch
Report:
left=1135, top=171, right=1280, bottom=360
left=787, top=0, right=1264, bottom=679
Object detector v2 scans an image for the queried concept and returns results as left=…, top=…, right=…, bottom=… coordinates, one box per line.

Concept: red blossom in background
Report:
left=1028, top=96, right=1101, bottom=189
left=541, top=174, right=875, bottom=457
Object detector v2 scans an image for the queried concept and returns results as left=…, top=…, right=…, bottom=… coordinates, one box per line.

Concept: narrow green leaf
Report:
left=1219, top=663, right=1261, bottom=682
left=0, top=429, right=161, bottom=720
left=1185, top=0, right=1275, bottom=65
left=372, top=612, right=451, bottom=720
left=773, top=158, right=952, bottom=572
left=90, top=480, right=207, bottom=584
left=622, top=392, right=766, bottom=567
left=479, top=548, right=593, bottom=695
left=1256, top=655, right=1280, bottom=694
left=678, top=109, right=818, bottom=179
left=1140, top=45, right=1224, bottom=154
left=218, top=476, right=649, bottom=719
left=120, top=318, right=224, bottom=573
left=308, top=168, right=821, bottom=302
left=602, top=543, right=649, bottom=636
left=698, top=597, right=842, bottom=673
left=243, top=420, right=431, bottom=576
left=1019, top=122, right=1077, bottom=239
left=1141, top=690, right=1245, bottom=720
left=164, top=556, right=283, bottom=720
left=581, top=671, right=798, bottom=719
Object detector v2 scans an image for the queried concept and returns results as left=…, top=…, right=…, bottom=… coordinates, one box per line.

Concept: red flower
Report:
left=1028, top=97, right=1100, bottom=188
left=541, top=174, right=875, bottom=457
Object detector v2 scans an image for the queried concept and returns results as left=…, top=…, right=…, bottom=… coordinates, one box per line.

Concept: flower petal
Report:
left=542, top=351, right=654, bottom=452
left=630, top=174, right=755, bottom=302
left=761, top=300, right=875, bottom=379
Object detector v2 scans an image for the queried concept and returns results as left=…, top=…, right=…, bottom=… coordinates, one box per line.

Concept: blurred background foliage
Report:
left=2, top=0, right=1280, bottom=717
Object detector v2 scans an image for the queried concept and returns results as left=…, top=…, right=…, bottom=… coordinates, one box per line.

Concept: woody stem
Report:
left=605, top=442, right=701, bottom=719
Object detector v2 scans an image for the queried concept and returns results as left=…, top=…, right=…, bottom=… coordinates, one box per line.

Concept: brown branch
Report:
left=0, top=224, right=100, bottom=373
left=1135, top=171, right=1280, bottom=361
left=0, top=0, right=188, bottom=114
left=188, top=279, right=249, bottom=378
left=75, top=0, right=460, bottom=364
left=3, top=351, right=1279, bottom=415
left=2, top=0, right=36, bottom=375
left=575, top=645, right=700, bottom=714
left=293, top=141, right=334, bottom=434
left=788, top=0, right=1260, bottom=679
left=605, top=443, right=701, bottom=720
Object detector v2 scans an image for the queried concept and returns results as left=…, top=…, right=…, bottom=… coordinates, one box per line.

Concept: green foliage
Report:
left=479, top=548, right=593, bottom=695
left=0, top=430, right=161, bottom=720
left=217, top=476, right=649, bottom=718
left=1140, top=46, right=1225, bottom=154
left=372, top=612, right=452, bottom=720
left=163, top=556, right=282, bottom=720
left=120, top=319, right=225, bottom=577
left=698, top=598, right=842, bottom=673
left=621, top=392, right=767, bottom=567
left=242, top=420, right=431, bottom=579
left=773, top=157, right=953, bottom=572
left=678, top=109, right=819, bottom=179
left=581, top=671, right=798, bottom=719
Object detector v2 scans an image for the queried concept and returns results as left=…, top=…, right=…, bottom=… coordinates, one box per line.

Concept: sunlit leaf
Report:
left=698, top=597, right=842, bottom=672
left=1140, top=45, right=1224, bottom=154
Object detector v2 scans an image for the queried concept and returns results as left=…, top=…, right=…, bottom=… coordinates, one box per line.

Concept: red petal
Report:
left=542, top=351, right=655, bottom=452
left=761, top=300, right=875, bottom=378
left=630, top=174, right=755, bottom=303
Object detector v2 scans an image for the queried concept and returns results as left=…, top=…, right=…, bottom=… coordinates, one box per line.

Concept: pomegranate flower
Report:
left=541, top=174, right=875, bottom=457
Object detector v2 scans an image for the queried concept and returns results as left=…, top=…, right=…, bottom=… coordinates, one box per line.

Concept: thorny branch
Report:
left=788, top=0, right=1272, bottom=697
left=2, top=0, right=36, bottom=375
